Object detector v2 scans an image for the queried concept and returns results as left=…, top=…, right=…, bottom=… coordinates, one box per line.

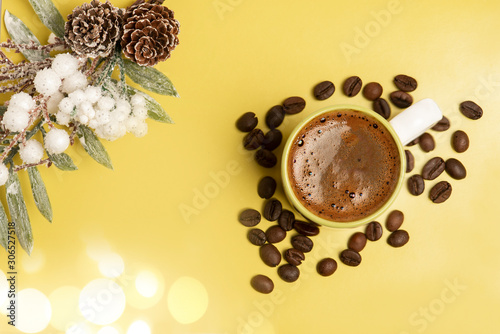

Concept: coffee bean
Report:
left=445, top=158, right=467, bottom=180
left=406, top=137, right=420, bottom=147
left=313, top=81, right=335, bottom=100
left=365, top=221, right=383, bottom=241
left=278, top=210, right=295, bottom=231
left=257, top=176, right=276, bottom=199
left=459, top=101, right=483, bottom=120
left=405, top=150, right=415, bottom=173
left=394, top=74, right=418, bottom=92
left=390, top=91, right=413, bottom=108
left=373, top=98, right=391, bottom=119
left=429, top=181, right=452, bottom=204
left=239, top=209, right=261, bottom=227
left=343, top=76, right=362, bottom=97
left=452, top=130, right=469, bottom=153
left=283, top=96, right=306, bottom=114
left=284, top=248, right=305, bottom=266
left=363, top=82, right=383, bottom=101
left=422, top=157, right=445, bottom=180
left=431, top=116, right=450, bottom=131
left=250, top=275, right=274, bottom=294
left=348, top=232, right=367, bottom=252
left=259, top=243, right=281, bottom=267
left=278, top=264, right=300, bottom=282
left=317, top=258, right=338, bottom=276
left=340, top=249, right=362, bottom=266
left=255, top=149, right=277, bottom=168
left=262, top=129, right=282, bottom=151
left=387, top=230, right=410, bottom=247
left=236, top=112, right=258, bottom=132
left=419, top=132, right=435, bottom=152
left=265, top=225, right=287, bottom=244
left=247, top=228, right=267, bottom=246
left=386, top=210, right=404, bottom=232
left=263, top=198, right=282, bottom=221
left=243, top=128, right=264, bottom=150
left=265, top=105, right=285, bottom=129
left=408, top=174, right=425, bottom=196
left=291, top=235, right=313, bottom=253
left=294, top=220, right=320, bottom=236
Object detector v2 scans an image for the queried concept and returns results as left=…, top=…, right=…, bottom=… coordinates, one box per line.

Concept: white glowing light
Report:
left=17, top=289, right=52, bottom=333
left=48, top=286, right=83, bottom=331
left=66, top=322, right=92, bottom=334
left=167, top=277, right=209, bottom=324
left=79, top=279, right=126, bottom=325
left=98, top=253, right=125, bottom=278
left=97, top=326, right=120, bottom=334
left=127, top=320, right=151, bottom=334
left=135, top=271, right=158, bottom=298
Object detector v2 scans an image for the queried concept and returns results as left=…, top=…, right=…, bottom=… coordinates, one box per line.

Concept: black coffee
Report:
left=287, top=109, right=401, bottom=222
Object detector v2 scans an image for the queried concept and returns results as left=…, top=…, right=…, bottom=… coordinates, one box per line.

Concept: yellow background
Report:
left=1, top=0, right=500, bottom=333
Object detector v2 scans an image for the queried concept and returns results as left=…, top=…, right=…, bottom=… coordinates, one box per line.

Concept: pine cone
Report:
left=65, top=0, right=123, bottom=58
left=121, top=0, right=180, bottom=67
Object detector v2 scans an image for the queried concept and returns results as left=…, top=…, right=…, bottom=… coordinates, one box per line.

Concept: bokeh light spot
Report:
left=97, top=326, right=120, bottom=334
left=48, top=286, right=83, bottom=331
left=135, top=271, right=158, bottom=298
left=167, top=276, right=209, bottom=324
left=127, top=320, right=151, bottom=334
left=17, top=289, right=52, bottom=333
left=98, top=253, right=125, bottom=278
left=79, top=279, right=126, bottom=325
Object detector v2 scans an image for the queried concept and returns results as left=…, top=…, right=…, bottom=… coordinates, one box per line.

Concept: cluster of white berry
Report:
left=39, top=53, right=149, bottom=141
left=0, top=53, right=150, bottom=186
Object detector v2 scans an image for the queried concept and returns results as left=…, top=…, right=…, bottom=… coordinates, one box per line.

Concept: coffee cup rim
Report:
left=281, top=104, right=406, bottom=229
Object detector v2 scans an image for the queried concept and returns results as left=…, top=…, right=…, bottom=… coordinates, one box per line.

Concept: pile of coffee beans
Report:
left=406, top=100, right=480, bottom=203
left=236, top=75, right=481, bottom=294
left=239, top=192, right=326, bottom=293
left=236, top=96, right=307, bottom=169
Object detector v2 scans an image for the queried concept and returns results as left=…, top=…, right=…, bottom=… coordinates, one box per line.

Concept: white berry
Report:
left=56, top=112, right=71, bottom=126
left=19, top=139, right=44, bottom=164
left=2, top=109, right=30, bottom=132
left=0, top=164, right=9, bottom=186
left=44, top=128, right=70, bottom=154
left=8, top=92, right=35, bottom=113
left=61, top=71, right=88, bottom=94
left=34, top=68, right=62, bottom=96
left=52, top=53, right=80, bottom=79
left=97, top=96, right=115, bottom=111
left=84, top=86, right=102, bottom=104
left=130, top=94, right=146, bottom=107
left=131, top=121, right=148, bottom=138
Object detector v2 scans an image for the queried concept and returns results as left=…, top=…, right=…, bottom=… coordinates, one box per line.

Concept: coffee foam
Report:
left=287, top=109, right=400, bottom=222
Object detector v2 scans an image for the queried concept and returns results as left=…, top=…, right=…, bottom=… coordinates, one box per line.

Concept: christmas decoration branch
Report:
left=0, top=0, right=180, bottom=254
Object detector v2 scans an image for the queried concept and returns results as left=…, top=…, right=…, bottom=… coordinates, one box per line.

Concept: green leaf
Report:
left=0, top=202, right=9, bottom=251
left=4, top=10, right=47, bottom=62
left=27, top=0, right=65, bottom=38
left=125, top=84, right=174, bottom=124
left=123, top=58, right=179, bottom=97
left=27, top=167, right=52, bottom=223
left=77, top=125, right=113, bottom=170
left=48, top=152, right=78, bottom=171
left=6, top=173, right=33, bottom=255
left=0, top=106, right=7, bottom=117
